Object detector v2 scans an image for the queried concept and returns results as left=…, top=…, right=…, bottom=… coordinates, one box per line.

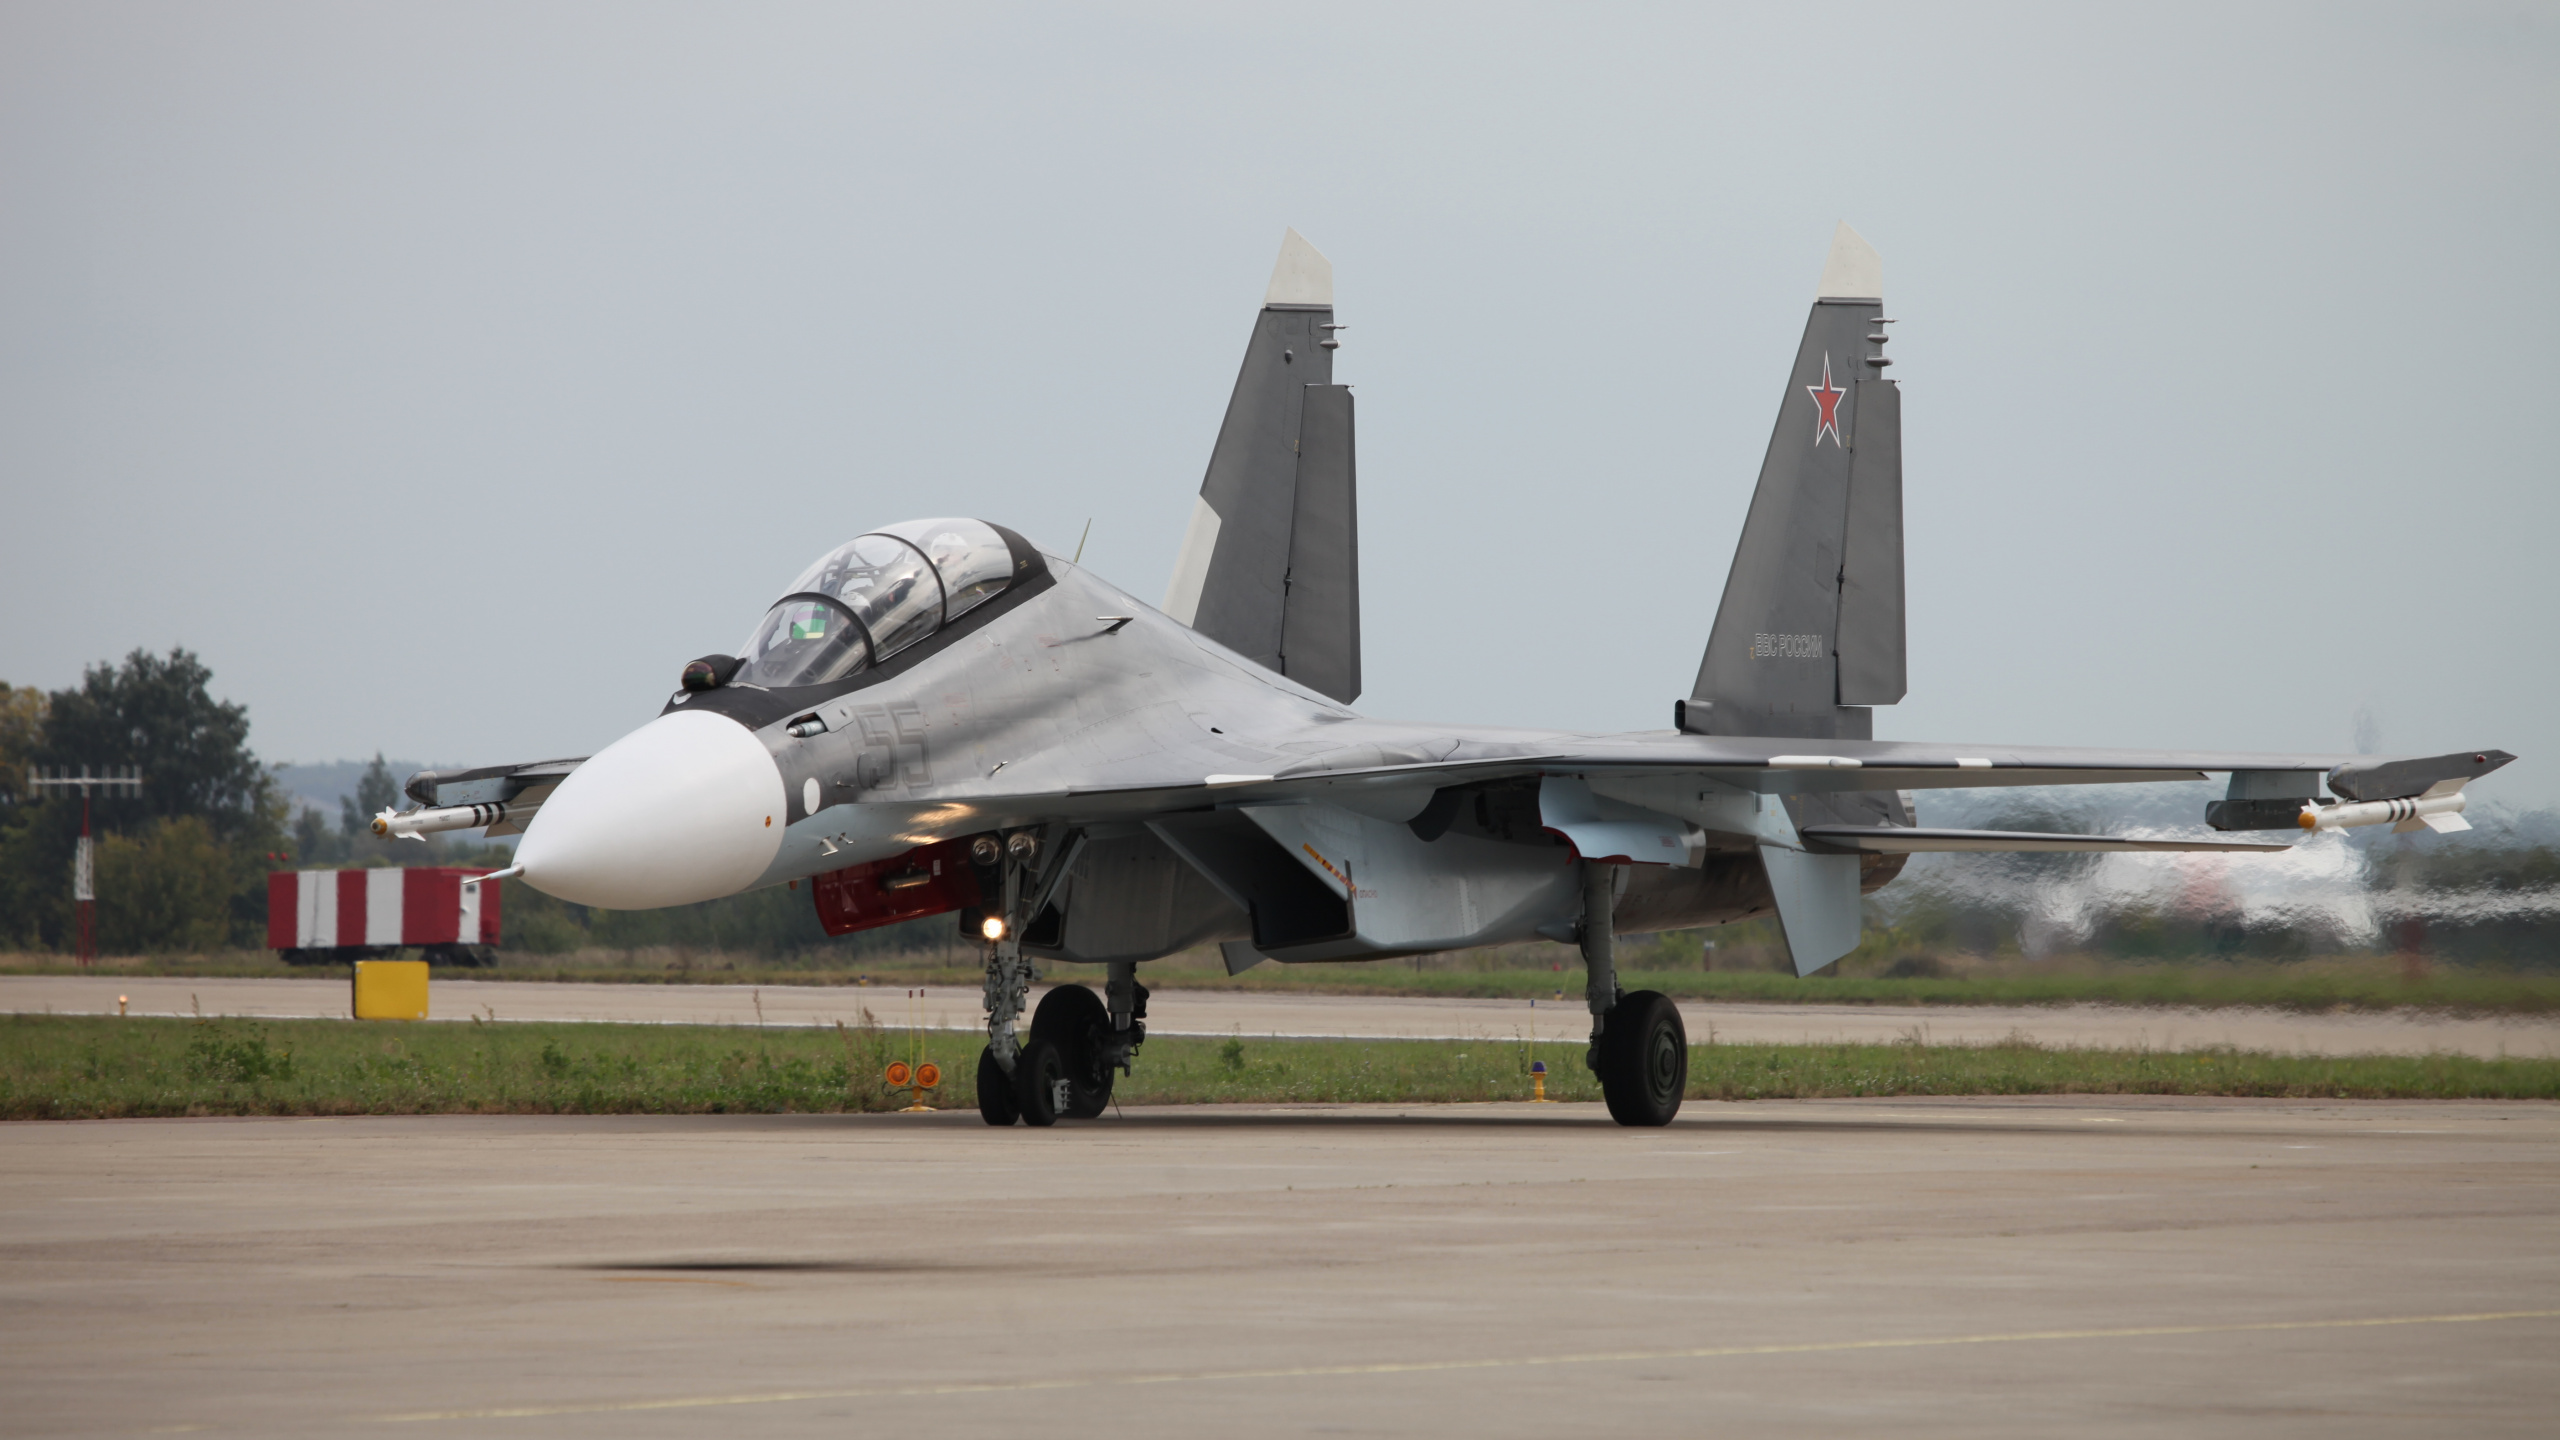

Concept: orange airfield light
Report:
left=886, top=1058, right=942, bottom=1112
left=886, top=990, right=943, bottom=1115
left=883, top=1060, right=943, bottom=1091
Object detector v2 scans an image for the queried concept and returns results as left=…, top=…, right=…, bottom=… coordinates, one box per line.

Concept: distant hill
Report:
left=271, top=759, right=440, bottom=816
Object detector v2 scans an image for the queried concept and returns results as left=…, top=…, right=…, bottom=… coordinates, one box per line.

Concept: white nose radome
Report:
left=515, top=710, right=788, bottom=909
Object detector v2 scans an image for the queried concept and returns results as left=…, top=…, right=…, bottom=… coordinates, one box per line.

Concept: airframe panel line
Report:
left=368, top=1308, right=2560, bottom=1423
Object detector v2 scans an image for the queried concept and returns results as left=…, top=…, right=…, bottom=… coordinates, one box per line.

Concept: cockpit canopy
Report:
left=734, top=518, right=1017, bottom=689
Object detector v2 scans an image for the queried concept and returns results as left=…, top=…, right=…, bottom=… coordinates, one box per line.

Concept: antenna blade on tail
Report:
left=1165, top=228, right=1361, bottom=702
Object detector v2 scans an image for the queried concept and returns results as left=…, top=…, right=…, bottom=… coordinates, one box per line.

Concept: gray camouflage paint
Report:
left=440, top=229, right=2510, bottom=978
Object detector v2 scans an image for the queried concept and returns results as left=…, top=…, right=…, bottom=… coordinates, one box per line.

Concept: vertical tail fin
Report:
left=1162, top=228, right=1361, bottom=703
left=1681, top=222, right=1903, bottom=741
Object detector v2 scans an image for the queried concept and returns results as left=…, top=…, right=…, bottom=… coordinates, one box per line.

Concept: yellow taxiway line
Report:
left=370, top=1307, right=2560, bottom=1423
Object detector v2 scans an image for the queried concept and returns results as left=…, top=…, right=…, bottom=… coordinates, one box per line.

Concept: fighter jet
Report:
left=379, top=226, right=2514, bottom=1127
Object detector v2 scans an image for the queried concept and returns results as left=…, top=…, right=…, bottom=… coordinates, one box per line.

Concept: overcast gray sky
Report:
left=4, top=3, right=2554, bottom=806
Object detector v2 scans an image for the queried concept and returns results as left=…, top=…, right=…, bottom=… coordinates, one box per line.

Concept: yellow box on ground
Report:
left=351, top=960, right=428, bottom=1020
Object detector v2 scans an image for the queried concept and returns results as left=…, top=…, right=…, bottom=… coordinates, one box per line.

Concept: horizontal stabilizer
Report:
left=1802, top=826, right=2290, bottom=854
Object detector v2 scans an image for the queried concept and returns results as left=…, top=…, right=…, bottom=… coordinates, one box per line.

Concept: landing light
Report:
left=981, top=916, right=1007, bottom=942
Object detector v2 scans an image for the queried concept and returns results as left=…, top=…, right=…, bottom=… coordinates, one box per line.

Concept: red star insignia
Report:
left=1806, top=354, right=1846, bottom=447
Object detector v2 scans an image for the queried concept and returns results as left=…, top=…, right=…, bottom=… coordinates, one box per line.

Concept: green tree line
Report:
left=0, top=651, right=286, bottom=952
left=0, top=650, right=945, bottom=959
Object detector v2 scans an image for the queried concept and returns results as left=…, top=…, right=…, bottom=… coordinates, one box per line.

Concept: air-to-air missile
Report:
left=373, top=801, right=526, bottom=840
left=2300, top=785, right=2472, bottom=835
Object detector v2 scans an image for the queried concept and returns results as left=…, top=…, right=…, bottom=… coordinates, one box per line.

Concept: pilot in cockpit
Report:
left=730, top=518, right=1018, bottom=690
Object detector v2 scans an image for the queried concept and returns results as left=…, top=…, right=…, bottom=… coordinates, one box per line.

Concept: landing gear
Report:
left=1577, top=860, right=1687, bottom=1126
left=1005, top=976, right=1146, bottom=1123
left=972, top=826, right=1135, bottom=1128
left=1592, top=990, right=1687, bottom=1126
left=977, top=930, right=1037, bottom=1126
left=1013, top=1036, right=1070, bottom=1126
left=1029, top=983, right=1116, bottom=1119
left=975, top=831, right=1039, bottom=1127
left=976, top=1046, right=1020, bottom=1126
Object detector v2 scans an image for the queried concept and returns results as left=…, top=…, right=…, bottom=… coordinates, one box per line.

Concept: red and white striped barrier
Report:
left=265, top=868, right=502, bottom=951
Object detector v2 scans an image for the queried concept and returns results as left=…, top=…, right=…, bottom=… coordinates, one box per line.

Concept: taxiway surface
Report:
left=7, top=973, right=2556, bottom=1057
left=2, top=1099, right=2554, bottom=1437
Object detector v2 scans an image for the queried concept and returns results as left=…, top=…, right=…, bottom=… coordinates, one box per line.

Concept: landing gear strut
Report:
left=1579, top=860, right=1686, bottom=1126
left=976, top=832, right=1037, bottom=1126
left=973, top=827, right=1128, bottom=1127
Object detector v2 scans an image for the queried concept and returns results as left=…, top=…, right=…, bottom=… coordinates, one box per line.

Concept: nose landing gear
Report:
left=972, top=828, right=1144, bottom=1127
left=975, top=1044, right=1021, bottom=1126
left=1012, top=1033, right=1074, bottom=1126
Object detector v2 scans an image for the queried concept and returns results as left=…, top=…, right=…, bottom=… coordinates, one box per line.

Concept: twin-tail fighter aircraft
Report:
left=380, top=226, right=2514, bottom=1126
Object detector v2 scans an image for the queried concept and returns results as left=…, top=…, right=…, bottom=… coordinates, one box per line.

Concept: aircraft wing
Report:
left=980, top=731, right=2510, bottom=858
left=373, top=757, right=587, bottom=840
left=1042, top=732, right=2512, bottom=804
left=1256, top=734, right=2331, bottom=794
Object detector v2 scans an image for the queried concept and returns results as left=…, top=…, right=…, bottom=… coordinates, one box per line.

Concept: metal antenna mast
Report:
left=25, top=766, right=144, bottom=967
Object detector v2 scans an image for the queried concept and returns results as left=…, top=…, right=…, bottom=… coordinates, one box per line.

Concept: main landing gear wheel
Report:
left=1029, top=983, right=1115, bottom=1119
left=1013, top=1036, right=1070, bottom=1127
left=1593, top=989, right=1687, bottom=1127
left=976, top=1046, right=1021, bottom=1127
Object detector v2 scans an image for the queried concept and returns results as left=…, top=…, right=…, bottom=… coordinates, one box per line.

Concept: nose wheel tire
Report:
left=1013, top=1037, right=1070, bottom=1127
left=1029, top=983, right=1116, bottom=1119
left=1593, top=990, right=1687, bottom=1127
left=976, top=1047, right=1021, bottom=1126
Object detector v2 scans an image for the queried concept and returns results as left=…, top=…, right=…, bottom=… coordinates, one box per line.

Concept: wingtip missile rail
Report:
left=2294, top=749, right=2514, bottom=835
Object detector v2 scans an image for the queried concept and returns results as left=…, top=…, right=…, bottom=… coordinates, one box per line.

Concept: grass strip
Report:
left=1157, top=965, right=2560, bottom=1014
left=4, top=1013, right=2556, bottom=1120
left=11, top=952, right=2559, bottom=1014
